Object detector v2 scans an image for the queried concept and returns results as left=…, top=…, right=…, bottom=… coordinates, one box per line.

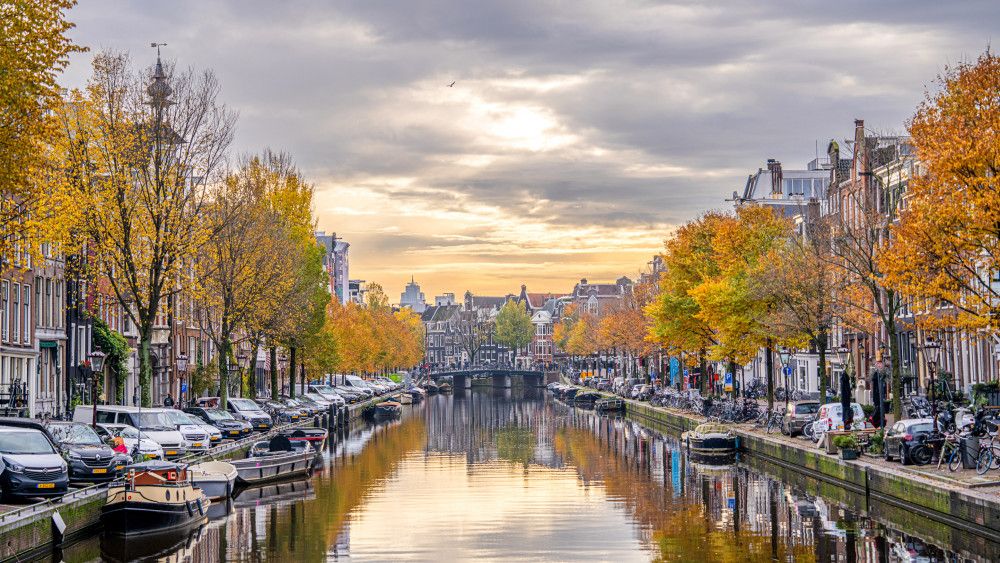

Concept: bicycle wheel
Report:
left=977, top=448, right=993, bottom=475
left=948, top=447, right=963, bottom=472
left=991, top=446, right=1000, bottom=470
left=910, top=445, right=933, bottom=466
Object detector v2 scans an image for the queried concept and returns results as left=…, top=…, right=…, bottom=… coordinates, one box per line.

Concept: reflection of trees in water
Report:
left=559, top=410, right=992, bottom=562
left=212, top=414, right=428, bottom=561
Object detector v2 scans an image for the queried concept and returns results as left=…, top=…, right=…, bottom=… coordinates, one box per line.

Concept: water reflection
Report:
left=48, top=390, right=1000, bottom=561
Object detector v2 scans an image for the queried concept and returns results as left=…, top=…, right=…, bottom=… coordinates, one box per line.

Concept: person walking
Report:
left=163, top=393, right=175, bottom=407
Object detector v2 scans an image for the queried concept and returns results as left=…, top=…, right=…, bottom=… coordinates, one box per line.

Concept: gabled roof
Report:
left=525, top=292, right=567, bottom=309
left=420, top=304, right=460, bottom=322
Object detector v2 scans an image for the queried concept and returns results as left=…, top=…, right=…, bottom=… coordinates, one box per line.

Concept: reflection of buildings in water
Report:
left=421, top=390, right=566, bottom=469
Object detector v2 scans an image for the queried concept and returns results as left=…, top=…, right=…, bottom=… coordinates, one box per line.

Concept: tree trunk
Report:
left=289, top=347, right=297, bottom=399
left=888, top=309, right=903, bottom=420
left=300, top=362, right=306, bottom=396
left=817, top=329, right=829, bottom=405
left=729, top=358, right=738, bottom=397
left=139, top=332, right=153, bottom=407
left=699, top=349, right=707, bottom=395
left=218, top=337, right=230, bottom=409
left=270, top=346, right=278, bottom=399
left=765, top=338, right=774, bottom=411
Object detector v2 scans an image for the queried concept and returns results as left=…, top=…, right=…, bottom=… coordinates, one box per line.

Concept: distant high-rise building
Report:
left=316, top=231, right=350, bottom=304
left=399, top=276, right=426, bottom=313
left=348, top=279, right=366, bottom=304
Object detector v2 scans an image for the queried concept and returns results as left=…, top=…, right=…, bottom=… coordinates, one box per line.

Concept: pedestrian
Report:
left=163, top=393, right=175, bottom=407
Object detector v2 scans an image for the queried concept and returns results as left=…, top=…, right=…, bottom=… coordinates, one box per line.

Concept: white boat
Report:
left=394, top=392, right=413, bottom=405
left=188, top=461, right=238, bottom=500
left=232, top=436, right=314, bottom=486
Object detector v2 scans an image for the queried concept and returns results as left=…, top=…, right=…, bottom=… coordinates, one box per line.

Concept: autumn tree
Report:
left=58, top=51, right=236, bottom=406
left=690, top=205, right=791, bottom=406
left=882, top=51, right=1000, bottom=339
left=646, top=213, right=727, bottom=391
left=0, top=0, right=83, bottom=265
left=761, top=210, right=838, bottom=403
left=495, top=300, right=533, bottom=364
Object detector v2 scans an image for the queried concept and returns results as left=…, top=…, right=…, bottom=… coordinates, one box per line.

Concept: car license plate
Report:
left=258, top=424, right=267, bottom=428
left=211, top=436, right=220, bottom=441
left=229, top=430, right=239, bottom=435
left=37, top=483, right=55, bottom=489
left=115, top=465, right=124, bottom=471
left=192, top=442, right=203, bottom=448
left=166, top=450, right=177, bottom=455
left=93, top=468, right=108, bottom=474
left=144, top=454, right=157, bottom=460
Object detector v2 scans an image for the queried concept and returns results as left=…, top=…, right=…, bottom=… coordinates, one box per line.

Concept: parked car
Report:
left=782, top=401, right=820, bottom=437
left=183, top=407, right=252, bottom=440
left=43, top=421, right=126, bottom=484
left=73, top=405, right=187, bottom=459
left=883, top=418, right=936, bottom=465
left=226, top=398, right=274, bottom=431
left=282, top=398, right=316, bottom=417
left=308, top=385, right=352, bottom=406
left=0, top=419, right=69, bottom=500
left=303, top=391, right=344, bottom=410
left=258, top=400, right=302, bottom=423
left=812, top=402, right=868, bottom=444
left=176, top=410, right=223, bottom=445
left=153, top=408, right=213, bottom=452
left=342, top=375, right=376, bottom=398
left=94, top=424, right=164, bottom=460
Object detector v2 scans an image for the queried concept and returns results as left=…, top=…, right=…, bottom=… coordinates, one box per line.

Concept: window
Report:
left=12, top=284, right=19, bottom=342
left=55, top=281, right=61, bottom=328
left=35, top=282, right=41, bottom=327
left=45, top=278, right=51, bottom=328
left=1, top=280, right=8, bottom=342
left=23, top=290, right=29, bottom=344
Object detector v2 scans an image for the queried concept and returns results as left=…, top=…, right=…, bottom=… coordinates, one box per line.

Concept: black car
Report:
left=884, top=419, right=935, bottom=465
left=184, top=407, right=252, bottom=439
left=258, top=400, right=301, bottom=424
left=0, top=419, right=69, bottom=500
left=44, top=421, right=127, bottom=484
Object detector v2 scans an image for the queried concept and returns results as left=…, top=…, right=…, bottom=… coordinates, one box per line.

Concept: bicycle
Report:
left=936, top=433, right=965, bottom=472
left=975, top=434, right=1000, bottom=475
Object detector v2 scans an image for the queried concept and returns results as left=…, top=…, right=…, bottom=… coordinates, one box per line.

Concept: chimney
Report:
left=767, top=159, right=783, bottom=196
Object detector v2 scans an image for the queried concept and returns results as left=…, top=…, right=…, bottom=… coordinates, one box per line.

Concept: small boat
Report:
left=366, top=400, right=402, bottom=421
left=682, top=423, right=737, bottom=463
left=394, top=391, right=414, bottom=405
left=438, top=382, right=453, bottom=393
left=421, top=381, right=440, bottom=394
left=187, top=461, right=238, bottom=500
left=408, top=387, right=426, bottom=402
left=279, top=427, right=329, bottom=451
left=595, top=397, right=625, bottom=413
left=101, top=461, right=210, bottom=537
left=573, top=391, right=602, bottom=407
left=231, top=435, right=314, bottom=486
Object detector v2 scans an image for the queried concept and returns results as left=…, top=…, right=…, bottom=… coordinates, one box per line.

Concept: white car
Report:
left=96, top=424, right=164, bottom=460
left=812, top=402, right=868, bottom=444
left=176, top=411, right=223, bottom=446
left=153, top=408, right=212, bottom=452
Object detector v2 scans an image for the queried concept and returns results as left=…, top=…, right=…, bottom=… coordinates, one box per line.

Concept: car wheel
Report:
left=900, top=445, right=910, bottom=465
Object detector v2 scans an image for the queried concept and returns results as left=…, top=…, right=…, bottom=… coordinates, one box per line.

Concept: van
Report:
left=812, top=402, right=867, bottom=444
left=73, top=405, right=187, bottom=459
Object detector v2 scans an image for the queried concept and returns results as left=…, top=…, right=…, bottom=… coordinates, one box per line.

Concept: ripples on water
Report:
left=51, top=388, right=1000, bottom=562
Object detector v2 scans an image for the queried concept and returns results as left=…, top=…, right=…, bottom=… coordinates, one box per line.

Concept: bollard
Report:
left=328, top=404, right=337, bottom=428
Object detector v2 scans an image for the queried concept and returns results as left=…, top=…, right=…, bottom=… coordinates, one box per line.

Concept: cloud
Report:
left=63, top=0, right=1000, bottom=297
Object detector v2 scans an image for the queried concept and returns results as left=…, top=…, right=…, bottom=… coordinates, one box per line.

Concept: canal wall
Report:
left=623, top=399, right=1000, bottom=545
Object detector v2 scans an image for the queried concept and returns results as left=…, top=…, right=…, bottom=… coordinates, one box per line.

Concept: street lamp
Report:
left=923, top=336, right=942, bottom=433
left=176, top=353, right=188, bottom=408
left=778, top=348, right=792, bottom=411
left=836, top=345, right=854, bottom=428
left=88, top=351, right=106, bottom=427
left=237, top=353, right=249, bottom=397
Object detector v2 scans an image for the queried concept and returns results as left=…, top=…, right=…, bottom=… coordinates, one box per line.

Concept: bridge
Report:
left=426, top=368, right=546, bottom=389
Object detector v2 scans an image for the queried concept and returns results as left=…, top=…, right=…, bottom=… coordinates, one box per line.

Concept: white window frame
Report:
left=12, top=283, right=19, bottom=343
left=1, top=280, right=8, bottom=342
left=23, top=289, right=30, bottom=344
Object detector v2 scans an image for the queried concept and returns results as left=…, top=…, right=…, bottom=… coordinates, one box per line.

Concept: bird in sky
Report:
left=447, top=81, right=456, bottom=87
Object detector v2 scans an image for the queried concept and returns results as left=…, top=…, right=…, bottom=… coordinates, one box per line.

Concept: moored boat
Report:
left=187, top=461, right=238, bottom=500
left=366, top=400, right=402, bottom=421
left=595, top=397, right=625, bottom=413
left=682, top=423, right=737, bottom=463
left=421, top=381, right=440, bottom=394
left=101, top=461, right=210, bottom=537
left=232, top=435, right=314, bottom=486
left=394, top=391, right=414, bottom=405
left=408, top=387, right=426, bottom=402
left=279, top=427, right=329, bottom=451
left=438, top=382, right=453, bottom=393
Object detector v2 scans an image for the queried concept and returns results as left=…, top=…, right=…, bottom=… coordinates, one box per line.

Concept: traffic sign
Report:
left=180, top=382, right=188, bottom=393
left=783, top=365, right=793, bottom=376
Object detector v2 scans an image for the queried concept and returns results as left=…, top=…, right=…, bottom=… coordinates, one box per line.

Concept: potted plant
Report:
left=833, top=434, right=859, bottom=460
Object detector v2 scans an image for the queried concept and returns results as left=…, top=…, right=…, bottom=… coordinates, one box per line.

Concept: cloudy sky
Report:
left=63, top=1, right=997, bottom=300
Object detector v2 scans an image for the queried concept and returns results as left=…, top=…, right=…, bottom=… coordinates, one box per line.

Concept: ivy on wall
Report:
left=92, top=316, right=130, bottom=404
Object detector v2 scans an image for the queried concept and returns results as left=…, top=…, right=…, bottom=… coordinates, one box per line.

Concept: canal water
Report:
left=50, top=388, right=1000, bottom=561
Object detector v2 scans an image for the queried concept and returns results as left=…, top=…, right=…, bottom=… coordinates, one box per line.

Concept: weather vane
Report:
left=150, top=42, right=167, bottom=56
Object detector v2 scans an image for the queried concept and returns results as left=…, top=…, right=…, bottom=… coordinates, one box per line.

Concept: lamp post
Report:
left=88, top=351, right=106, bottom=427
left=837, top=345, right=854, bottom=428
left=237, top=353, right=249, bottom=397
left=227, top=359, right=240, bottom=398
left=176, top=354, right=188, bottom=408
left=778, top=348, right=792, bottom=412
left=923, top=336, right=942, bottom=433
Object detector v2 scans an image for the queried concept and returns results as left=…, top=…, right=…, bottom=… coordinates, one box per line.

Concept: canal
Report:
left=45, top=388, right=1000, bottom=561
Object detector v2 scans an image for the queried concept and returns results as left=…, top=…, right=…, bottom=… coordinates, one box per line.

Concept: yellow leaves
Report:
left=0, top=0, right=84, bottom=268
left=881, top=50, right=1000, bottom=332
left=495, top=300, right=533, bottom=349
left=321, top=295, right=425, bottom=374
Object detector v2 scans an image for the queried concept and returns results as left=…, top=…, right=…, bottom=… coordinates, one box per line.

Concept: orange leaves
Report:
left=323, top=294, right=425, bottom=374
left=881, top=50, right=1000, bottom=332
